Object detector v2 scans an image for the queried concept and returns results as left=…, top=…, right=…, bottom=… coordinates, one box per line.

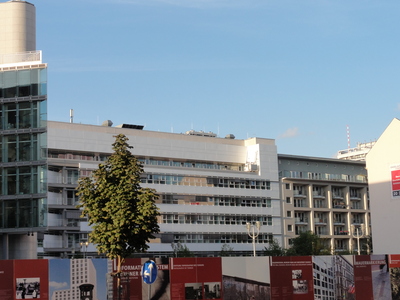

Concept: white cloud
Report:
left=278, top=127, right=299, bottom=139
left=49, top=281, right=68, bottom=289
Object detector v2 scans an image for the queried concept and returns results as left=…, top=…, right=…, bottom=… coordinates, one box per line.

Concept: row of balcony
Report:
left=295, top=228, right=364, bottom=236
left=294, top=191, right=363, bottom=200
left=295, top=217, right=365, bottom=225
left=282, top=170, right=367, bottom=183
left=293, top=200, right=365, bottom=209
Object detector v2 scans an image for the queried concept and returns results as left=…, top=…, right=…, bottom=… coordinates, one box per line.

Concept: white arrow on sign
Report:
left=144, top=263, right=153, bottom=278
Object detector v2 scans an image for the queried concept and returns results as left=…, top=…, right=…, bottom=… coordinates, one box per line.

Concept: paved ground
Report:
left=372, top=265, right=391, bottom=300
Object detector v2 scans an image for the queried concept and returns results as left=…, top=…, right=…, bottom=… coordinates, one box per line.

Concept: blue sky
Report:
left=35, top=0, right=400, bottom=158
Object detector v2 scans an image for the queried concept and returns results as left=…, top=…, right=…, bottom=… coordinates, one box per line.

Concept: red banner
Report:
left=169, top=257, right=222, bottom=300
left=270, top=256, right=313, bottom=300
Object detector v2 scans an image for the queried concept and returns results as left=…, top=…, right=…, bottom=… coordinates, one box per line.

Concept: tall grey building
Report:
left=0, top=0, right=48, bottom=259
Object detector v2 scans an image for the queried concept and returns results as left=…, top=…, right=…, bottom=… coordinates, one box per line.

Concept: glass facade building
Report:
left=0, top=64, right=47, bottom=234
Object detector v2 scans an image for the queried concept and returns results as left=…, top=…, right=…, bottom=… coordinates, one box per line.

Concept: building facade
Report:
left=44, top=121, right=281, bottom=258
left=279, top=154, right=370, bottom=253
left=0, top=0, right=48, bottom=259
left=366, top=118, right=400, bottom=254
left=51, top=259, right=99, bottom=300
left=336, top=141, right=376, bottom=161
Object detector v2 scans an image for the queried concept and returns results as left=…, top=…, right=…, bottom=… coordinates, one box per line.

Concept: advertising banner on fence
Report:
left=0, top=259, right=48, bottom=300
left=15, top=259, right=49, bottom=300
left=353, top=254, right=390, bottom=300
left=222, top=257, right=270, bottom=300
left=116, top=257, right=170, bottom=300
left=169, top=257, right=222, bottom=300
left=49, top=258, right=108, bottom=300
left=269, top=256, right=313, bottom=300
left=6, top=255, right=400, bottom=299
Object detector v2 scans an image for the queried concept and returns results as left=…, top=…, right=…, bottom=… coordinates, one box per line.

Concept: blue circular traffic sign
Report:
left=141, top=260, right=158, bottom=284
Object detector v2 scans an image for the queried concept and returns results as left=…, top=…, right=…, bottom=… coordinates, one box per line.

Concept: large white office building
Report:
left=45, top=121, right=281, bottom=257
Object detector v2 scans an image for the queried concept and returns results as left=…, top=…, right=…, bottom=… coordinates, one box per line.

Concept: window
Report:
left=287, top=211, right=292, bottom=218
left=288, top=225, right=293, bottom=232
left=286, top=183, right=291, bottom=189
left=286, top=197, right=291, bottom=204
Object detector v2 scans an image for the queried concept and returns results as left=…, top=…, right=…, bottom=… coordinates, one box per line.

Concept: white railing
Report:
left=0, top=50, right=42, bottom=65
left=47, top=192, right=63, bottom=205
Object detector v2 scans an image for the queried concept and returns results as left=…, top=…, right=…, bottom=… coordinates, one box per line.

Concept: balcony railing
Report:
left=334, top=231, right=349, bottom=235
left=332, top=193, right=345, bottom=199
left=282, top=170, right=367, bottom=183
left=333, top=219, right=346, bottom=224
left=0, top=50, right=42, bottom=65
left=312, top=191, right=326, bottom=197
left=314, top=218, right=328, bottom=224
left=333, top=205, right=347, bottom=209
left=352, top=220, right=364, bottom=225
left=295, top=217, right=309, bottom=224
left=294, top=191, right=307, bottom=197
left=335, top=246, right=348, bottom=251
left=315, top=230, right=328, bottom=235
left=294, top=202, right=308, bottom=208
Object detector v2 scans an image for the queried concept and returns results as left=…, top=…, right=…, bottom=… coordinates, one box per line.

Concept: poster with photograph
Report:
left=169, top=257, right=222, bottom=300
left=49, top=258, right=108, bottom=300
left=222, top=257, right=270, bottom=300
left=15, top=259, right=48, bottom=300
left=269, top=256, right=313, bottom=300
left=332, top=255, right=354, bottom=300
left=312, top=256, right=336, bottom=300
left=16, top=277, right=40, bottom=299
left=353, top=254, right=391, bottom=300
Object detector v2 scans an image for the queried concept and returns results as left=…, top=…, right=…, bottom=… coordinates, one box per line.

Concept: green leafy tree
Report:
left=264, top=239, right=287, bottom=256
left=287, top=231, right=329, bottom=256
left=172, top=242, right=194, bottom=257
left=362, top=235, right=373, bottom=254
left=77, top=134, right=160, bottom=275
left=219, top=244, right=234, bottom=257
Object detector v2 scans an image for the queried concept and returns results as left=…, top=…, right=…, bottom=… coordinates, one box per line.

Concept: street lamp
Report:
left=80, top=241, right=89, bottom=259
left=246, top=221, right=261, bottom=257
left=351, top=224, right=364, bottom=255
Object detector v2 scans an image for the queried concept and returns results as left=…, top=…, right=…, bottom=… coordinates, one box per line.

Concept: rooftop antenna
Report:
left=347, top=125, right=350, bottom=149
left=70, top=109, right=74, bottom=124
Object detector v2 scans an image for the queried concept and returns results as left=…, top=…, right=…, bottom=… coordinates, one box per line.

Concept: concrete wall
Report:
left=366, top=118, right=400, bottom=254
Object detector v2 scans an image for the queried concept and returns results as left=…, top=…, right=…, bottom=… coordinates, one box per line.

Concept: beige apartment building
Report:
left=279, top=154, right=370, bottom=253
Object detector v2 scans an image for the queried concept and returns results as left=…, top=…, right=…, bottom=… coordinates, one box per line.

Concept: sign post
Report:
left=141, top=260, right=158, bottom=300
